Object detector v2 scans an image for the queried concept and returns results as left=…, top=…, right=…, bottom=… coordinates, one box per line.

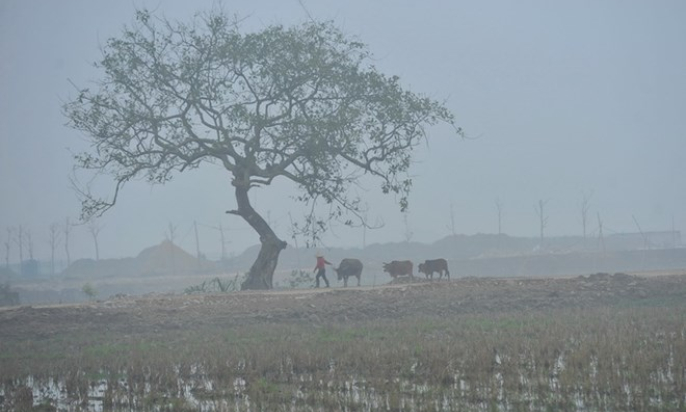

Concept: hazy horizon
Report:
left=2, top=0, right=685, bottom=263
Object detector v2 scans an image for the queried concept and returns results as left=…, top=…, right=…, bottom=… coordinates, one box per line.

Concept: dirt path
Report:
left=1, top=271, right=686, bottom=342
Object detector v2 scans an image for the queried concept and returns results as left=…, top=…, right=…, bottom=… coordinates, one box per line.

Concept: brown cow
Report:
left=333, top=258, right=363, bottom=287
left=418, top=258, right=450, bottom=280
left=382, top=260, right=413, bottom=278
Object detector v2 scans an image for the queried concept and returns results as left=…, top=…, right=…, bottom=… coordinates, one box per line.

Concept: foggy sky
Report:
left=1, top=0, right=685, bottom=263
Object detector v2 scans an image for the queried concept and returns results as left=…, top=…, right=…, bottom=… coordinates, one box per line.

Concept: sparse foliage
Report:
left=285, top=269, right=313, bottom=289
left=184, top=275, right=243, bottom=294
left=64, top=9, right=460, bottom=289
left=82, top=282, right=97, bottom=300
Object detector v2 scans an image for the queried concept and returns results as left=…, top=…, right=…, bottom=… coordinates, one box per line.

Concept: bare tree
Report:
left=64, top=10, right=460, bottom=289
left=18, top=228, right=35, bottom=276
left=495, top=198, right=504, bottom=236
left=286, top=213, right=303, bottom=269
left=360, top=204, right=384, bottom=249
left=26, top=230, right=34, bottom=261
left=534, top=199, right=549, bottom=247
left=14, top=225, right=24, bottom=270
left=63, top=218, right=73, bottom=268
left=205, top=221, right=231, bottom=262
left=48, top=223, right=62, bottom=276
left=447, top=202, right=457, bottom=236
left=4, top=227, right=13, bottom=270
left=597, top=212, right=605, bottom=253
left=218, top=223, right=228, bottom=261
left=198, top=221, right=233, bottom=263
left=165, top=222, right=178, bottom=274
left=287, top=213, right=300, bottom=248
left=580, top=191, right=592, bottom=248
left=165, top=222, right=178, bottom=245
left=88, top=220, right=103, bottom=261
left=632, top=215, right=650, bottom=249
left=402, top=212, right=413, bottom=243
left=193, top=220, right=202, bottom=269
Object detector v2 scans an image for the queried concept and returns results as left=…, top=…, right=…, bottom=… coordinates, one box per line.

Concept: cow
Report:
left=382, top=260, right=413, bottom=278
left=333, top=258, right=363, bottom=287
left=418, top=258, right=450, bottom=280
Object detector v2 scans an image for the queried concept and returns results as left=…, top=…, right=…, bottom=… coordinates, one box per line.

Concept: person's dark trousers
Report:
left=315, top=268, right=330, bottom=287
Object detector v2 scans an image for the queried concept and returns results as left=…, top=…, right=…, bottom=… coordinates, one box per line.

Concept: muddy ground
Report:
left=1, top=271, right=686, bottom=343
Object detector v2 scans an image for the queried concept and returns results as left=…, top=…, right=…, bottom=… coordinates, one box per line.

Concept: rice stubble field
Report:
left=1, top=271, right=685, bottom=411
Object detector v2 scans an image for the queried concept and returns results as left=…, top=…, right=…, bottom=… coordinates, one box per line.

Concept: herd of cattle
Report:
left=332, top=258, right=450, bottom=287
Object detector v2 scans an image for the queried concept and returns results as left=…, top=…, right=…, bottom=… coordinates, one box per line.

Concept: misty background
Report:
left=1, top=0, right=685, bottom=267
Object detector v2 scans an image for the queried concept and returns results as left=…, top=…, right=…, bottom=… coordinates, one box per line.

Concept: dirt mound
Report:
left=62, top=240, right=219, bottom=279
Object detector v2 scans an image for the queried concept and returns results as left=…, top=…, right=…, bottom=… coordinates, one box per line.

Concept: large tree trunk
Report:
left=227, top=176, right=287, bottom=290
left=241, top=236, right=286, bottom=289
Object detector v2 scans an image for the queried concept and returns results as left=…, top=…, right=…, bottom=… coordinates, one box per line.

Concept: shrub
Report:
left=82, top=282, right=97, bottom=300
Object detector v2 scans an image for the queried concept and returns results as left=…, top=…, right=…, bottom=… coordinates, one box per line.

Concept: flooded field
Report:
left=1, top=273, right=685, bottom=411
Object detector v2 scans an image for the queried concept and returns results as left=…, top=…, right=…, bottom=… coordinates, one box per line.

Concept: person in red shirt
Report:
left=313, top=252, right=332, bottom=288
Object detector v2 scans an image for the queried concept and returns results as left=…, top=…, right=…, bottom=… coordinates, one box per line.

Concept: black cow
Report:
left=418, top=258, right=450, bottom=280
left=333, top=258, right=363, bottom=287
left=382, top=260, right=413, bottom=278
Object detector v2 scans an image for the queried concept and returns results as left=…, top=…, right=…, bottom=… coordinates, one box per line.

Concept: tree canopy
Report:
left=64, top=9, right=460, bottom=289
